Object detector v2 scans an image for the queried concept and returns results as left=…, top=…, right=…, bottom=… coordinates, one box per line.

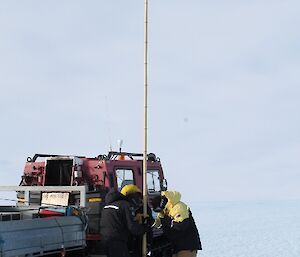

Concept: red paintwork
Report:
left=39, top=209, right=64, bottom=218
left=86, top=234, right=101, bottom=240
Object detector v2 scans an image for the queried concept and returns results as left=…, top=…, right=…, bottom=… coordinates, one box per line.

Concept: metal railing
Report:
left=0, top=186, right=87, bottom=207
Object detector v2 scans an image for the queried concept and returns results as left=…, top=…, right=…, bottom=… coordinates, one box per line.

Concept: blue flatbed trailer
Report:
left=0, top=215, right=86, bottom=257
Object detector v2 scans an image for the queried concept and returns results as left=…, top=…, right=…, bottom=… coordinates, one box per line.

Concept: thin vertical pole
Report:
left=142, top=0, right=149, bottom=256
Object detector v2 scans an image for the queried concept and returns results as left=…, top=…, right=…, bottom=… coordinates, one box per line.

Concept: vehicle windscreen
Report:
left=147, top=170, right=161, bottom=193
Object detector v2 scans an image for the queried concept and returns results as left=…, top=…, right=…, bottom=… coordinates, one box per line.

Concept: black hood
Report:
left=124, top=192, right=143, bottom=210
left=105, top=189, right=125, bottom=204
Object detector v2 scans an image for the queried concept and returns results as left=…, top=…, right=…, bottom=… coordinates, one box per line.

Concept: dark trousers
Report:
left=128, top=236, right=142, bottom=257
left=104, top=240, right=130, bottom=257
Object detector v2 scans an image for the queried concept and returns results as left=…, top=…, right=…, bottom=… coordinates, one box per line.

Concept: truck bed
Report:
left=0, top=214, right=86, bottom=257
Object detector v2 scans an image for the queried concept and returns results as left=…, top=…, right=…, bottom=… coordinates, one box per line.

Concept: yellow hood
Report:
left=161, top=191, right=189, bottom=222
left=161, top=191, right=181, bottom=206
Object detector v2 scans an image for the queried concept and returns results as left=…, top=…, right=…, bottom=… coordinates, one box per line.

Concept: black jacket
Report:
left=160, top=210, right=202, bottom=253
left=100, top=190, right=145, bottom=243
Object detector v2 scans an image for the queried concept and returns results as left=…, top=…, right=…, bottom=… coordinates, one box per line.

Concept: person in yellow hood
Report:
left=152, top=191, right=202, bottom=257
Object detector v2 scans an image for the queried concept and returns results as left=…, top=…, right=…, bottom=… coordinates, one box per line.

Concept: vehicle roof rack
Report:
left=97, top=151, right=160, bottom=162
left=28, top=154, right=86, bottom=162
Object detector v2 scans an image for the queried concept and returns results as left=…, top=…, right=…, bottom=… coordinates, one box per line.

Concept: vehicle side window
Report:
left=116, top=169, right=134, bottom=190
left=147, top=170, right=160, bottom=193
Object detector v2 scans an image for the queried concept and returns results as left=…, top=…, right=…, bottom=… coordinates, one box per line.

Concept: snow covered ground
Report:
left=0, top=194, right=299, bottom=257
left=190, top=200, right=300, bottom=257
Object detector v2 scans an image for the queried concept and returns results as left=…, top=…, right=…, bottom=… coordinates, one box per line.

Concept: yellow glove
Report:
left=152, top=212, right=164, bottom=228
left=136, top=213, right=144, bottom=224
left=157, top=212, right=164, bottom=219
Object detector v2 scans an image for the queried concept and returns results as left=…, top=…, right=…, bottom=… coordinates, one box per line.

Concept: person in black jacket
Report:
left=120, top=184, right=154, bottom=257
left=152, top=191, right=202, bottom=257
left=100, top=188, right=146, bottom=257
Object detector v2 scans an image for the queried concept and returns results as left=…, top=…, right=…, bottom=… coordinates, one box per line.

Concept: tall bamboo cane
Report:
left=142, top=0, right=149, bottom=257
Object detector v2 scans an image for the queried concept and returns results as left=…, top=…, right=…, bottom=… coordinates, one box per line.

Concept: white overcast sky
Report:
left=0, top=1, right=299, bottom=202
